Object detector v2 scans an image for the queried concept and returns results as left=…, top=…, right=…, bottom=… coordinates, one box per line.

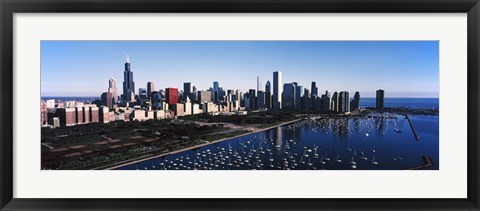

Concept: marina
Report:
left=115, top=114, right=439, bottom=170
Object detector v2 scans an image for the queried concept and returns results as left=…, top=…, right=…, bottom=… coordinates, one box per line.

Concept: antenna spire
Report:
left=125, top=54, right=130, bottom=63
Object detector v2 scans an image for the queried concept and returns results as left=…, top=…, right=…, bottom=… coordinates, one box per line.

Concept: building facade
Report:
left=273, top=71, right=282, bottom=110
left=165, top=88, right=179, bottom=105
left=376, top=89, right=384, bottom=110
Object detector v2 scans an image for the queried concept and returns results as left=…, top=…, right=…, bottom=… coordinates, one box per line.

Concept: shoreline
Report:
left=104, top=118, right=302, bottom=170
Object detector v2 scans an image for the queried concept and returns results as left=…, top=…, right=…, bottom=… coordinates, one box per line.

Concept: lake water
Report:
left=116, top=114, right=439, bottom=170
left=360, top=98, right=438, bottom=109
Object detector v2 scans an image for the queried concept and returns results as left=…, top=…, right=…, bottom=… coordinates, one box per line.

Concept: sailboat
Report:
left=350, top=156, right=356, bottom=165
left=371, top=156, right=378, bottom=165
left=324, top=152, right=330, bottom=161
left=335, top=154, right=342, bottom=163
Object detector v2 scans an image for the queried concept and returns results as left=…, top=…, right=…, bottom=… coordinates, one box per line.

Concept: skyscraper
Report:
left=339, top=91, right=350, bottom=113
left=165, top=88, right=179, bottom=105
left=282, top=83, right=296, bottom=111
left=321, top=94, right=331, bottom=113
left=311, top=81, right=318, bottom=97
left=151, top=91, right=162, bottom=110
left=147, top=82, right=154, bottom=99
left=376, top=89, right=384, bottom=110
left=257, top=76, right=262, bottom=92
left=213, top=81, right=219, bottom=92
left=248, top=89, right=257, bottom=110
left=304, top=88, right=310, bottom=98
left=213, top=81, right=220, bottom=103
left=351, top=91, right=360, bottom=111
left=257, top=91, right=265, bottom=109
left=108, top=78, right=119, bottom=103
left=273, top=71, right=282, bottom=110
left=122, top=55, right=135, bottom=102
left=183, top=82, right=192, bottom=101
left=332, top=91, right=339, bottom=113
left=101, top=92, right=114, bottom=109
left=295, top=85, right=303, bottom=111
left=265, top=81, right=272, bottom=109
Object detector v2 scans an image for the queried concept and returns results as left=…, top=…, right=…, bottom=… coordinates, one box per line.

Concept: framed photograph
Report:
left=1, top=0, right=479, bottom=210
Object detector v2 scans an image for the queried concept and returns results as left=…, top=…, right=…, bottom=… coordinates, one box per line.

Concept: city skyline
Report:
left=41, top=41, right=439, bottom=97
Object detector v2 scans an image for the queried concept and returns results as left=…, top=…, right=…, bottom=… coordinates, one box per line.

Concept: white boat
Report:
left=335, top=154, right=342, bottom=163
left=350, top=156, right=356, bottom=165
left=371, top=156, right=378, bottom=165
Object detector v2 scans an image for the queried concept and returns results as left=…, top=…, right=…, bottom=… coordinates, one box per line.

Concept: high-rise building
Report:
left=213, top=81, right=219, bottom=92
left=321, top=94, right=331, bottom=113
left=332, top=91, right=339, bottom=113
left=151, top=91, right=162, bottom=110
left=339, top=91, right=350, bottom=113
left=376, top=89, right=384, bottom=110
left=249, top=89, right=257, bottom=110
left=273, top=71, right=282, bottom=110
left=351, top=91, right=360, bottom=111
left=301, top=94, right=312, bottom=111
left=295, top=85, right=303, bottom=111
left=244, top=93, right=251, bottom=110
left=257, top=91, right=265, bottom=109
left=101, top=92, right=114, bottom=109
left=304, top=88, right=310, bottom=98
left=198, top=90, right=212, bottom=102
left=311, top=81, right=318, bottom=97
left=324, top=90, right=332, bottom=111
left=122, top=55, right=135, bottom=102
left=165, top=88, right=179, bottom=105
left=213, top=81, right=220, bottom=103
left=265, top=81, right=272, bottom=109
left=147, top=82, right=154, bottom=99
left=257, top=76, right=262, bottom=92
left=282, top=83, right=296, bottom=110
left=54, top=108, right=76, bottom=127
left=183, top=82, right=192, bottom=102
left=108, top=78, right=119, bottom=103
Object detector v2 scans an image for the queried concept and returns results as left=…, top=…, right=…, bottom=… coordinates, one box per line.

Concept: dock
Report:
left=406, top=156, right=433, bottom=170
left=405, top=114, right=420, bottom=141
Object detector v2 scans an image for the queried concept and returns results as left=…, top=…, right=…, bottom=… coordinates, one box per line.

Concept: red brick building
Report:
left=165, top=88, right=179, bottom=105
left=90, top=107, right=99, bottom=123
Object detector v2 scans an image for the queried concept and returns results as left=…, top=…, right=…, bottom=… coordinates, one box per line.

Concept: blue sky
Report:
left=41, top=41, right=439, bottom=98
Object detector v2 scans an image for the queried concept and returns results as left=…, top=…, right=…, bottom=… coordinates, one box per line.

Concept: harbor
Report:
left=115, top=114, right=439, bottom=170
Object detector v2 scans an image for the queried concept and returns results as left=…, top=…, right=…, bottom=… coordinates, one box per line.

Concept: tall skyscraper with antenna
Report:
left=122, top=55, right=135, bottom=102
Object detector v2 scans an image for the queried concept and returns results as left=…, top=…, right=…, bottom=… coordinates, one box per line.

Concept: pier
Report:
left=405, top=114, right=420, bottom=141
left=407, top=156, right=432, bottom=170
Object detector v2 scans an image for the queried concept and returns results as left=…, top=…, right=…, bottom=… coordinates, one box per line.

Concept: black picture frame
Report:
left=1, top=0, right=479, bottom=210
